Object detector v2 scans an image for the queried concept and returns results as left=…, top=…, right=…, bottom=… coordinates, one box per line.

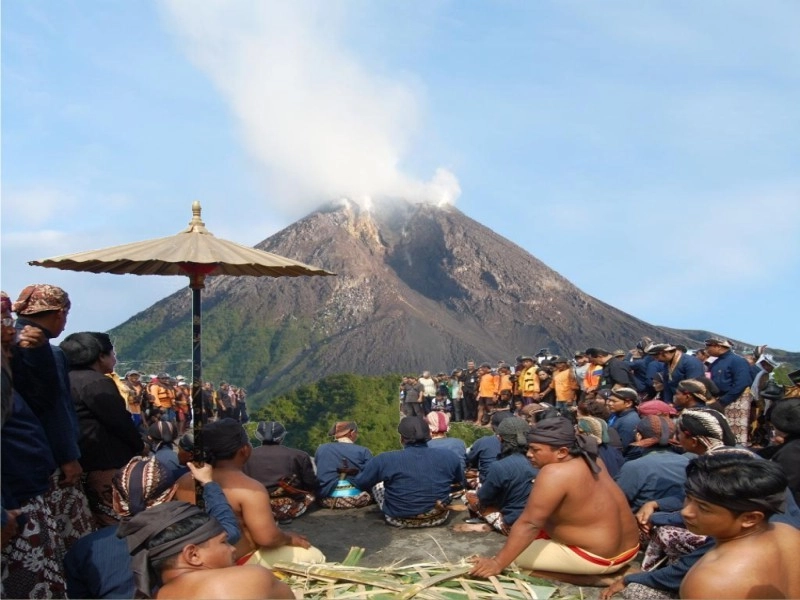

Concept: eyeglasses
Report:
left=1, top=317, right=14, bottom=327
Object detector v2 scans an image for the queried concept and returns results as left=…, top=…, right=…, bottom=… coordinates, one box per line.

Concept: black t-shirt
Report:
left=460, top=369, right=479, bottom=393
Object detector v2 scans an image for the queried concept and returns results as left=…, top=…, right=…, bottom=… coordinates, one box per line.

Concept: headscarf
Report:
left=676, top=408, right=736, bottom=451
left=527, top=417, right=601, bottom=474
left=117, top=501, right=224, bottom=598
left=771, top=398, right=800, bottom=436
left=328, top=421, right=358, bottom=438
left=677, top=379, right=710, bottom=404
left=112, top=456, right=176, bottom=518
left=148, top=421, right=177, bottom=451
left=577, top=416, right=610, bottom=445
left=426, top=411, right=450, bottom=434
left=398, top=416, right=430, bottom=444
left=631, top=415, right=675, bottom=449
left=638, top=400, right=678, bottom=417
left=496, top=417, right=530, bottom=456
left=255, top=420, right=287, bottom=445
left=12, top=284, right=71, bottom=315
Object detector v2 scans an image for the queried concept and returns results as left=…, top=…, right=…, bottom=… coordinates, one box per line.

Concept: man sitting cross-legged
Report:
left=470, top=417, right=640, bottom=584
left=119, top=501, right=293, bottom=599
left=352, top=416, right=465, bottom=528
left=175, top=418, right=325, bottom=567
left=679, top=452, right=800, bottom=599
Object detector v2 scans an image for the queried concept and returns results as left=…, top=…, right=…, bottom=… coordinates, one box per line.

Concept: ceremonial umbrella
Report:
left=30, top=202, right=334, bottom=503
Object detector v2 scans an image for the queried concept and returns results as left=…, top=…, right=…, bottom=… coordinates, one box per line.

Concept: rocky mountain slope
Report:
left=109, top=199, right=779, bottom=405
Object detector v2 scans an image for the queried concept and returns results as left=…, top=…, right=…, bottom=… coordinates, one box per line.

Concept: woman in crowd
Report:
left=60, top=332, right=146, bottom=527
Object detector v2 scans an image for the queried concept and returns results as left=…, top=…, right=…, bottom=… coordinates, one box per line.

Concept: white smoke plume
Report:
left=161, top=0, right=460, bottom=215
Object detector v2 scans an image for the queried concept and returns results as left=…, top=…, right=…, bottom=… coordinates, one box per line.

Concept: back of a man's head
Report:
left=684, top=452, right=787, bottom=518
left=203, top=418, right=249, bottom=464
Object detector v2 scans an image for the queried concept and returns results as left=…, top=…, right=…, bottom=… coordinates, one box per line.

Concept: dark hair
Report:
left=148, top=513, right=212, bottom=579
left=60, top=331, right=113, bottom=368
left=580, top=399, right=611, bottom=421
left=684, top=452, right=787, bottom=518
left=584, top=348, right=609, bottom=358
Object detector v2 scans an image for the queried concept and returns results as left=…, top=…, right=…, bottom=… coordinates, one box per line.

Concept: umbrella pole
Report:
left=190, top=274, right=205, bottom=509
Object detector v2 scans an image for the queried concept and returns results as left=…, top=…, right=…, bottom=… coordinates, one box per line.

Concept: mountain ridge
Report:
left=108, top=199, right=796, bottom=406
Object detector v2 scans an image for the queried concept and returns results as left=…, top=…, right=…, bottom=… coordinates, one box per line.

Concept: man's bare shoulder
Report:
left=159, top=566, right=289, bottom=599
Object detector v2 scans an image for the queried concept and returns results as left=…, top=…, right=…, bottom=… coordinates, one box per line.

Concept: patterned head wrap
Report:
left=0, top=291, right=11, bottom=313
left=676, top=408, right=736, bottom=450
left=631, top=415, right=675, bottom=448
left=255, top=420, right=287, bottom=444
left=577, top=416, right=610, bottom=444
left=12, top=284, right=70, bottom=315
left=677, top=379, right=709, bottom=404
left=117, top=501, right=224, bottom=598
left=328, top=421, right=358, bottom=438
left=638, top=400, right=678, bottom=417
left=112, top=456, right=177, bottom=519
left=426, top=411, right=450, bottom=434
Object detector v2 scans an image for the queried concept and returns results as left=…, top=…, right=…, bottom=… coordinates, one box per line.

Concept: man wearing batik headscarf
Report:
left=174, top=418, right=325, bottom=567
left=118, top=501, right=292, bottom=599
left=470, top=417, right=639, bottom=583
left=352, top=416, right=466, bottom=528
left=614, top=415, right=690, bottom=511
left=10, top=285, right=95, bottom=550
left=63, top=455, right=239, bottom=599
left=314, top=421, right=373, bottom=509
left=243, top=421, right=317, bottom=523
left=463, top=417, right=538, bottom=535
left=426, top=411, right=467, bottom=473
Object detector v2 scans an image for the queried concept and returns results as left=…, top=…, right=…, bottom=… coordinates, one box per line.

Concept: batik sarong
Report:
left=372, top=482, right=450, bottom=528
left=319, top=491, right=372, bottom=509
left=0, top=494, right=67, bottom=599
left=46, top=469, right=95, bottom=553
left=724, top=388, right=752, bottom=446
left=464, top=490, right=509, bottom=535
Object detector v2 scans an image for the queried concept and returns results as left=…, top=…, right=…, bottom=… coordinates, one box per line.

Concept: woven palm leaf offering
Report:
left=272, top=547, right=557, bottom=599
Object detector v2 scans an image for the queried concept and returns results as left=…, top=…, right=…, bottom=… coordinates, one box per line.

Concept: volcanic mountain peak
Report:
left=109, top=198, right=719, bottom=402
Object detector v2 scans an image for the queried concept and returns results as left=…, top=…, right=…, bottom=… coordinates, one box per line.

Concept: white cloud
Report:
left=160, top=0, right=460, bottom=215
left=1, top=185, right=80, bottom=227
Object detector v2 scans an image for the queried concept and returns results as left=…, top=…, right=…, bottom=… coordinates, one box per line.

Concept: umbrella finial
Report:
left=186, top=201, right=209, bottom=234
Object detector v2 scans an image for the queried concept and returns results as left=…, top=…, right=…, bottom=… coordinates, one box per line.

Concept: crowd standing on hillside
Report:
left=2, top=282, right=799, bottom=599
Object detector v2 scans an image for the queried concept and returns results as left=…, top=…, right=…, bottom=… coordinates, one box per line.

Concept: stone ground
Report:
left=283, top=501, right=625, bottom=599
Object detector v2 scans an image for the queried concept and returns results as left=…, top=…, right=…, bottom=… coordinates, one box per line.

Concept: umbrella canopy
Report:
left=30, top=201, right=332, bottom=279
left=30, top=201, right=334, bottom=505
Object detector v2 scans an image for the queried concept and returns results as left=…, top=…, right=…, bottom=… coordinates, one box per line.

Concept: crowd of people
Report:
left=2, top=282, right=799, bottom=599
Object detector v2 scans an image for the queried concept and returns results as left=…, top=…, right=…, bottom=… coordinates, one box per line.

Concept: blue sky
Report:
left=2, top=0, right=799, bottom=352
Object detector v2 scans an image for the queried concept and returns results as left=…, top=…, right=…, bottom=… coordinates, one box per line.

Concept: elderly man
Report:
left=352, top=416, right=465, bottom=528
left=314, top=421, right=373, bottom=509
left=704, top=337, right=753, bottom=444
left=470, top=417, right=639, bottom=583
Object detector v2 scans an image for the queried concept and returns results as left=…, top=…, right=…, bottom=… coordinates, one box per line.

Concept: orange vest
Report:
left=148, top=382, right=176, bottom=409
left=553, top=368, right=579, bottom=402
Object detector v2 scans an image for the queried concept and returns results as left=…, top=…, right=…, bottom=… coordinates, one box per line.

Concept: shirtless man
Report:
left=119, top=501, right=293, bottom=599
left=175, top=418, right=325, bottom=566
left=470, top=417, right=639, bottom=582
left=680, top=453, right=800, bottom=599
